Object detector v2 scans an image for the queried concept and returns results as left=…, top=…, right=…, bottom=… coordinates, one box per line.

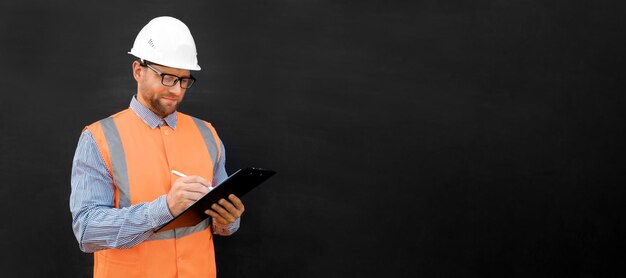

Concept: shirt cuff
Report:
left=212, top=217, right=240, bottom=236
left=146, top=195, right=174, bottom=229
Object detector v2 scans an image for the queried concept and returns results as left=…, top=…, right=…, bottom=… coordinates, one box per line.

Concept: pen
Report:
left=171, top=169, right=187, bottom=177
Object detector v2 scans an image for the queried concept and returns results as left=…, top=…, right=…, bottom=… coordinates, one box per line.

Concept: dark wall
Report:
left=1, top=0, right=625, bottom=277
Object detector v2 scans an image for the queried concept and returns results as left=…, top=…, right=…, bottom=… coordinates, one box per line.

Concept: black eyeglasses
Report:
left=141, top=61, right=196, bottom=89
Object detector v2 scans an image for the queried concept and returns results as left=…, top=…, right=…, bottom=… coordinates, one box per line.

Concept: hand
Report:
left=205, top=194, right=245, bottom=225
left=166, top=176, right=211, bottom=216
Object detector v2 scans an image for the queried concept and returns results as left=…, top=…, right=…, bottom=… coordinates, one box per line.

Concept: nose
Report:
left=168, top=83, right=184, bottom=95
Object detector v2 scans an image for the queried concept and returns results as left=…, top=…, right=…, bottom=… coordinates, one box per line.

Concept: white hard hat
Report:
left=128, top=16, right=201, bottom=71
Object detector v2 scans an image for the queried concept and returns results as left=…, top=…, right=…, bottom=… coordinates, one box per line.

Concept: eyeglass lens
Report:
left=161, top=74, right=194, bottom=89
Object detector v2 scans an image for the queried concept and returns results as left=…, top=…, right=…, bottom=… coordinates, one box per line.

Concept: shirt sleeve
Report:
left=211, top=141, right=241, bottom=236
left=70, top=130, right=174, bottom=253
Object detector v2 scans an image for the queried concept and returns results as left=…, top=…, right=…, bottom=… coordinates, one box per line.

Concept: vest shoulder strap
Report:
left=182, top=113, right=223, bottom=174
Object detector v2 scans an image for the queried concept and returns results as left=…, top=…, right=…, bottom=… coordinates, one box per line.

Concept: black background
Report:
left=1, top=0, right=626, bottom=277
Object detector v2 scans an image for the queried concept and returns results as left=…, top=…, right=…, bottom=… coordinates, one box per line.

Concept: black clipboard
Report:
left=155, top=167, right=276, bottom=232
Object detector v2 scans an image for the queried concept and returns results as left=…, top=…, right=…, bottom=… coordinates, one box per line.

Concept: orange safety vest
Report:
left=86, top=108, right=222, bottom=278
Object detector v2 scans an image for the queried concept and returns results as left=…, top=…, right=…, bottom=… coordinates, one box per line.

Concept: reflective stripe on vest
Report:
left=191, top=116, right=221, bottom=173
left=147, top=220, right=210, bottom=241
left=100, top=117, right=131, bottom=208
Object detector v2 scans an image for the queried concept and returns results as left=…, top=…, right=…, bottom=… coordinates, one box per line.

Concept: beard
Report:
left=149, top=95, right=180, bottom=117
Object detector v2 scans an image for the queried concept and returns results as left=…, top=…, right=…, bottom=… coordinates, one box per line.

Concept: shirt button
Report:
left=164, top=130, right=170, bottom=135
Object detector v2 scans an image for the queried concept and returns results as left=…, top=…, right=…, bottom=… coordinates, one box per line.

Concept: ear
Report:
left=132, top=60, right=143, bottom=82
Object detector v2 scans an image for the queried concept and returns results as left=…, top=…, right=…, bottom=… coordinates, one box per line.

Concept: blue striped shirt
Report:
left=70, top=96, right=240, bottom=253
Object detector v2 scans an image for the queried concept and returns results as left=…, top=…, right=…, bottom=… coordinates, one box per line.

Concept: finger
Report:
left=182, top=176, right=211, bottom=187
left=204, top=210, right=230, bottom=225
left=228, top=194, right=245, bottom=212
left=172, top=179, right=209, bottom=193
left=181, top=191, right=205, bottom=202
left=218, top=199, right=243, bottom=219
left=210, top=203, right=237, bottom=223
left=218, top=199, right=240, bottom=218
left=180, top=183, right=210, bottom=195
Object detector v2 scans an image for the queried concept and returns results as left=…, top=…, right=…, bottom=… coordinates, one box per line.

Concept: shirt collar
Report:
left=129, top=95, right=178, bottom=130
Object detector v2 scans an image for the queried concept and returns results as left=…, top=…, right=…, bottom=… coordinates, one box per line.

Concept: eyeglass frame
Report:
left=139, top=60, right=197, bottom=89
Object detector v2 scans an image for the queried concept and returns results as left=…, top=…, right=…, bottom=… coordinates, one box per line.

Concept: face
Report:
left=132, top=61, right=190, bottom=118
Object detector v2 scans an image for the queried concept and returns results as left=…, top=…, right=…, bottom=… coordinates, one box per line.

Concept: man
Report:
left=70, top=16, right=244, bottom=278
